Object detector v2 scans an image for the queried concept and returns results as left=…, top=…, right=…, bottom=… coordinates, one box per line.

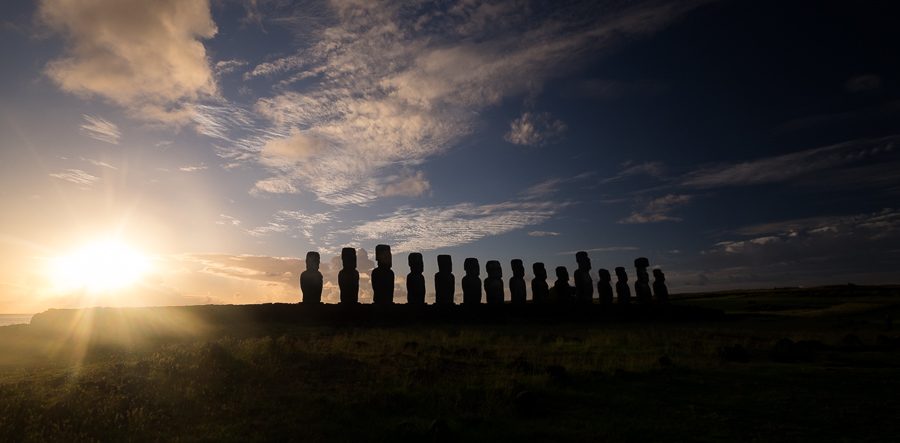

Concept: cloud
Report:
left=619, top=194, right=692, bottom=224
left=80, top=115, right=121, bottom=144
left=529, top=231, right=561, bottom=237
left=258, top=127, right=322, bottom=167
left=346, top=201, right=560, bottom=252
left=180, top=253, right=302, bottom=288
left=80, top=157, right=117, bottom=170
left=558, top=246, right=639, bottom=255
left=179, top=165, right=208, bottom=172
left=49, top=169, right=100, bottom=189
left=680, top=136, right=900, bottom=188
left=240, top=0, right=713, bottom=205
left=39, top=0, right=218, bottom=124
left=504, top=112, right=567, bottom=147
left=692, top=209, right=900, bottom=283
left=846, top=74, right=883, bottom=93
left=600, top=161, right=665, bottom=183
left=382, top=169, right=431, bottom=197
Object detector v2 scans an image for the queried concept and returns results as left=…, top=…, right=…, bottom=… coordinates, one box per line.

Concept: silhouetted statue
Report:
left=574, top=251, right=594, bottom=304
left=532, top=262, right=550, bottom=304
left=615, top=267, right=631, bottom=304
left=372, top=244, right=394, bottom=305
left=652, top=268, right=669, bottom=305
left=462, top=257, right=482, bottom=305
left=484, top=260, right=505, bottom=304
left=597, top=268, right=614, bottom=305
left=338, top=247, right=359, bottom=304
left=554, top=266, right=573, bottom=305
left=509, top=259, right=527, bottom=306
left=300, top=251, right=323, bottom=304
left=407, top=252, right=426, bottom=304
left=434, top=254, right=455, bottom=305
left=634, top=257, right=652, bottom=305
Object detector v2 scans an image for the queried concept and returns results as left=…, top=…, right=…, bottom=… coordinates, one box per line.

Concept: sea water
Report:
left=0, top=314, right=33, bottom=327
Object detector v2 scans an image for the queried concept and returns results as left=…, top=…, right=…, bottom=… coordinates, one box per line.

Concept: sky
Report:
left=1, top=0, right=898, bottom=313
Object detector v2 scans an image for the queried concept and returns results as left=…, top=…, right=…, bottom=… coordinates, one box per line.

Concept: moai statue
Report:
left=597, top=269, right=614, bottom=306
left=652, top=268, right=669, bottom=305
left=615, top=267, right=631, bottom=304
left=407, top=252, right=426, bottom=304
left=634, top=257, right=652, bottom=305
left=372, top=244, right=395, bottom=305
left=574, top=251, right=594, bottom=305
left=484, top=260, right=505, bottom=305
left=338, top=247, right=359, bottom=304
left=434, top=254, right=455, bottom=305
left=531, top=262, right=550, bottom=304
left=462, top=257, right=482, bottom=305
left=509, top=259, right=527, bottom=306
left=554, top=266, right=573, bottom=305
left=300, top=251, right=323, bottom=304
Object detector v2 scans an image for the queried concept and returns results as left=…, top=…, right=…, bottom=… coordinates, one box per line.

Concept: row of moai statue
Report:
left=300, top=245, right=669, bottom=305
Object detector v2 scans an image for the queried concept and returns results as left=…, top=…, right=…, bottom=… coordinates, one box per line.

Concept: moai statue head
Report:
left=533, top=262, right=547, bottom=280
left=408, top=252, right=424, bottom=273
left=598, top=268, right=611, bottom=282
left=306, top=251, right=320, bottom=271
left=615, top=267, right=628, bottom=281
left=375, top=244, right=392, bottom=268
left=464, top=257, right=480, bottom=276
left=511, top=259, right=525, bottom=278
left=653, top=268, right=665, bottom=282
left=556, top=266, right=569, bottom=282
left=576, top=251, right=591, bottom=271
left=486, top=260, right=502, bottom=279
left=634, top=257, right=650, bottom=282
left=437, top=254, right=452, bottom=273
left=341, top=247, right=357, bottom=270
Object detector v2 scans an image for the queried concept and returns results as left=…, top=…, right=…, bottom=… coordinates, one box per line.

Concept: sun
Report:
left=51, top=240, right=151, bottom=291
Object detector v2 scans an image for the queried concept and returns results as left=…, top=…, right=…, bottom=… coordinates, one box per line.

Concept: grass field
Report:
left=1, top=285, right=899, bottom=442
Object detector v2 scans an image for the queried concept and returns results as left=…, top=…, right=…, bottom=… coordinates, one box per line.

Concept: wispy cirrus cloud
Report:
left=529, top=231, right=561, bottom=237
left=79, top=115, right=121, bottom=144
left=39, top=0, right=218, bottom=124
left=619, top=194, right=692, bottom=224
left=680, top=136, right=898, bottom=188
left=558, top=246, right=638, bottom=255
left=346, top=201, right=561, bottom=252
left=238, top=0, right=714, bottom=206
left=49, top=169, right=100, bottom=189
left=504, top=111, right=567, bottom=147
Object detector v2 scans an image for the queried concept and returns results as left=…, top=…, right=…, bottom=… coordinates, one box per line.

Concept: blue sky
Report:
left=1, top=0, right=898, bottom=312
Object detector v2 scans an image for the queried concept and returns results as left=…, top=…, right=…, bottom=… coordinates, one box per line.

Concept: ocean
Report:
left=0, top=314, right=34, bottom=327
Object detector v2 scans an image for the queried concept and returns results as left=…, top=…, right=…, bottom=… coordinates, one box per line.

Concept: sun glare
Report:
left=51, top=240, right=151, bottom=291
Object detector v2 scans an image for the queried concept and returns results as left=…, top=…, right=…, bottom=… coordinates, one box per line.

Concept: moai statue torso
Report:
left=554, top=266, right=573, bottom=305
left=634, top=257, right=652, bottom=305
left=484, top=260, right=505, bottom=305
left=338, top=247, right=359, bottom=304
left=300, top=251, right=323, bottom=304
left=574, top=251, right=594, bottom=304
left=372, top=244, right=395, bottom=305
left=407, top=252, right=426, bottom=304
left=462, top=257, right=482, bottom=305
left=597, top=268, right=614, bottom=305
left=652, top=268, right=669, bottom=305
left=531, top=262, right=550, bottom=304
left=434, top=254, right=455, bottom=305
left=509, top=259, right=527, bottom=305
left=615, top=267, right=631, bottom=304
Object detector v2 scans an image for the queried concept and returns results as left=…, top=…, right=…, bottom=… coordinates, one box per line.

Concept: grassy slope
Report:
left=1, top=285, right=899, bottom=442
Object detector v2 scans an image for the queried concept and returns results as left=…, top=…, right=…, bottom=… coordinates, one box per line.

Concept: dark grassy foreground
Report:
left=1, top=285, right=899, bottom=442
